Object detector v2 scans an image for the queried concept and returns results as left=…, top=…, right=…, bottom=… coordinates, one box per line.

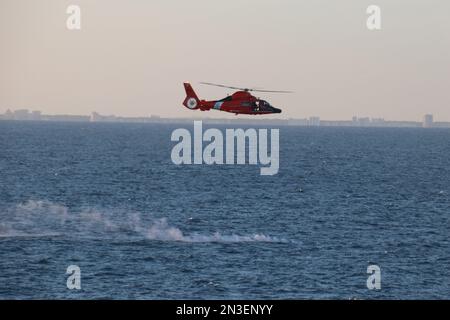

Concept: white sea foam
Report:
left=145, top=218, right=286, bottom=243
left=0, top=200, right=288, bottom=243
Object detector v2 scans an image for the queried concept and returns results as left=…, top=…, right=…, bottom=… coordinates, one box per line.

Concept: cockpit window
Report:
left=218, top=96, right=233, bottom=102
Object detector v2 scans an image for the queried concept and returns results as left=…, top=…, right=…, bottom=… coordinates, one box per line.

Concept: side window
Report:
left=241, top=102, right=251, bottom=107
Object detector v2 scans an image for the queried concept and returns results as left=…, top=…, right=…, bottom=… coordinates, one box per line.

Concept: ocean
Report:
left=0, top=121, right=449, bottom=299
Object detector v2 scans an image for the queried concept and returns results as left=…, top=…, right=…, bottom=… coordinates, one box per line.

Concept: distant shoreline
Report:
left=2, top=117, right=450, bottom=129
left=1, top=109, right=448, bottom=128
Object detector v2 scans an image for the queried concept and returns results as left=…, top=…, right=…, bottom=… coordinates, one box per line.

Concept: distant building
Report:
left=351, top=116, right=378, bottom=127
left=321, top=120, right=353, bottom=127
left=372, top=118, right=385, bottom=123
left=45, top=114, right=90, bottom=122
left=287, top=118, right=308, bottom=126
left=13, top=109, right=30, bottom=120
left=359, top=117, right=370, bottom=126
left=90, top=111, right=117, bottom=122
left=422, top=114, right=433, bottom=128
left=90, top=112, right=101, bottom=122
left=432, top=121, right=450, bottom=128
left=31, top=110, right=42, bottom=121
left=308, top=117, right=320, bottom=126
left=3, top=109, right=14, bottom=120
left=0, top=109, right=43, bottom=121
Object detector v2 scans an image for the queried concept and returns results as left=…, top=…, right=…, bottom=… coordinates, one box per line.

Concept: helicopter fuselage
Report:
left=200, top=91, right=281, bottom=115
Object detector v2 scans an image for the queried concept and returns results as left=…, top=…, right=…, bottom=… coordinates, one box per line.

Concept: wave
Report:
left=0, top=200, right=288, bottom=243
left=0, top=231, right=61, bottom=238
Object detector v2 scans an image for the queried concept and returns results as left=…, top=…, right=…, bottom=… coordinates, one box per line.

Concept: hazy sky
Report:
left=1, top=0, right=449, bottom=120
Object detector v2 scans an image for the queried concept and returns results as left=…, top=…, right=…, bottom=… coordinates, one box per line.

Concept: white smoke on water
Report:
left=145, top=218, right=287, bottom=243
left=0, top=200, right=288, bottom=243
left=0, top=200, right=68, bottom=238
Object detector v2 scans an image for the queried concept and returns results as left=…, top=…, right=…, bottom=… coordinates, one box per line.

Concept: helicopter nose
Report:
left=272, top=107, right=282, bottom=114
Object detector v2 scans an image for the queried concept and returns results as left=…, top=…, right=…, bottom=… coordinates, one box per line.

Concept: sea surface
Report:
left=0, top=121, right=449, bottom=299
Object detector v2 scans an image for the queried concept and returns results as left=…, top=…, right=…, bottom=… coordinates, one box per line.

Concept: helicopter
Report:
left=182, top=82, right=292, bottom=115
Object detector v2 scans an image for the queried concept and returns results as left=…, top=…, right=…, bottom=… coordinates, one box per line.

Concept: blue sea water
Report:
left=0, top=121, right=449, bottom=299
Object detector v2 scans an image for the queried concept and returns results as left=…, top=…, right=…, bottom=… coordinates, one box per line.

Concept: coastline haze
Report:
left=1, top=0, right=449, bottom=121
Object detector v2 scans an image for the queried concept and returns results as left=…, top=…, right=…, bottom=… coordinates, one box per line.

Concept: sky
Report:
left=1, top=0, right=449, bottom=121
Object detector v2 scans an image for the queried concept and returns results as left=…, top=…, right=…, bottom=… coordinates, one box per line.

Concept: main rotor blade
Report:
left=200, top=82, right=245, bottom=91
left=250, top=89, right=294, bottom=93
left=200, top=82, right=294, bottom=93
